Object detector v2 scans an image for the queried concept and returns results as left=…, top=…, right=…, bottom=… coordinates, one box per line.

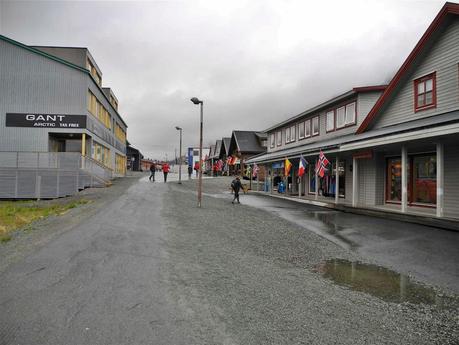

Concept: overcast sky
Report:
left=0, top=0, right=447, bottom=160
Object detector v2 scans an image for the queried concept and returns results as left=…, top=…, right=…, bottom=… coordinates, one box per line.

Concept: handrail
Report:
left=83, top=155, right=114, bottom=172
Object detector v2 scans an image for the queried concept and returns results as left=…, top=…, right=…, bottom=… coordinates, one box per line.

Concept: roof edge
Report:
left=0, top=35, right=90, bottom=74
left=356, top=2, right=459, bottom=134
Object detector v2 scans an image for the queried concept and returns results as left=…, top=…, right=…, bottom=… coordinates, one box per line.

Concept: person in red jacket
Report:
left=162, top=162, right=170, bottom=183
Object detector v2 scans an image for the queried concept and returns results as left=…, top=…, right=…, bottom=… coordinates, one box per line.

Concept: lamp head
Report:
left=190, top=97, right=202, bottom=105
left=175, top=126, right=182, bottom=131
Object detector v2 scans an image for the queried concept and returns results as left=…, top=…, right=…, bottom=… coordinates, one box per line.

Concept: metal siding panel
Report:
left=0, top=40, right=87, bottom=152
left=372, top=20, right=459, bottom=129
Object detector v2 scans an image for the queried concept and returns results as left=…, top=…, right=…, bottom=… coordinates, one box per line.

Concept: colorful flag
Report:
left=284, top=158, right=292, bottom=176
left=315, top=150, right=330, bottom=178
left=298, top=155, right=308, bottom=177
left=253, top=163, right=259, bottom=178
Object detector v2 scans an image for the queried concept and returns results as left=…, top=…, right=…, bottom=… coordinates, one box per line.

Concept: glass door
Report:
left=386, top=158, right=402, bottom=202
left=412, top=155, right=436, bottom=205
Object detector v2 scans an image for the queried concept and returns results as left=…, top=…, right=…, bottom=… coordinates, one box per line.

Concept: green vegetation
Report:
left=0, top=199, right=90, bottom=242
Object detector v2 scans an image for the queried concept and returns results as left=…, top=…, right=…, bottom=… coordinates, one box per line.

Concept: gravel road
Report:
left=0, top=174, right=457, bottom=345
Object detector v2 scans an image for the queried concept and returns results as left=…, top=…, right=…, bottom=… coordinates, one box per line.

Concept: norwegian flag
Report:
left=298, top=155, right=308, bottom=177
left=315, top=150, right=330, bottom=178
left=252, top=163, right=259, bottom=178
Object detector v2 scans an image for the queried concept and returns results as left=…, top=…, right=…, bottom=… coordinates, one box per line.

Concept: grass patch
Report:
left=0, top=199, right=91, bottom=242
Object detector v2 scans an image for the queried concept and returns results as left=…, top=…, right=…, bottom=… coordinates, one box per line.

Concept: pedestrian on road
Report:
left=231, top=176, right=243, bottom=204
left=149, top=163, right=156, bottom=182
left=162, top=162, right=170, bottom=182
left=188, top=165, right=193, bottom=179
left=194, top=161, right=200, bottom=178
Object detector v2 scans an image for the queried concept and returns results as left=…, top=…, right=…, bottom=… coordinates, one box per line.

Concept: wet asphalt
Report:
left=0, top=174, right=458, bottom=345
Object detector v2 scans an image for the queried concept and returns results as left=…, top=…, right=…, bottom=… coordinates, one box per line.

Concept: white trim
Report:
left=340, top=122, right=459, bottom=151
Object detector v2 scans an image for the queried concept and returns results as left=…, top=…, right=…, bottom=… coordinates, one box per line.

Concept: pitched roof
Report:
left=356, top=2, right=459, bottom=133
left=214, top=140, right=223, bottom=158
left=222, top=138, right=231, bottom=155
left=228, top=131, right=267, bottom=155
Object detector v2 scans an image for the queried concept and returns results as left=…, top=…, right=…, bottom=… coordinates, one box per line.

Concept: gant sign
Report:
left=6, top=113, right=86, bottom=128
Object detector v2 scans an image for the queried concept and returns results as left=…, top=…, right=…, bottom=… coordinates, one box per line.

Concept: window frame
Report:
left=298, top=121, right=305, bottom=139
left=344, top=102, right=356, bottom=127
left=276, top=131, right=282, bottom=146
left=326, top=110, right=335, bottom=132
left=414, top=72, right=436, bottom=112
left=312, top=116, right=320, bottom=136
left=270, top=133, right=275, bottom=148
left=305, top=119, right=311, bottom=138
left=290, top=125, right=296, bottom=142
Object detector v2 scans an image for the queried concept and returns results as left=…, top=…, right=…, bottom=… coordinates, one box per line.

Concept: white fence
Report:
left=0, top=152, right=113, bottom=199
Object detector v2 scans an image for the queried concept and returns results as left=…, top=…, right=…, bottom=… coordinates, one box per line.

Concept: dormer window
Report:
left=414, top=72, right=436, bottom=111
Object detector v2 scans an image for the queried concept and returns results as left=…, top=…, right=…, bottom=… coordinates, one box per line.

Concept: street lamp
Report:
left=175, top=126, right=182, bottom=184
left=190, top=97, right=203, bottom=208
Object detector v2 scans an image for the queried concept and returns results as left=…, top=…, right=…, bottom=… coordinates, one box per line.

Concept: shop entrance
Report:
left=48, top=133, right=84, bottom=153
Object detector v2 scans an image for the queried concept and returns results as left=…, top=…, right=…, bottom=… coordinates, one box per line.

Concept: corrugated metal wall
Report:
left=0, top=40, right=87, bottom=151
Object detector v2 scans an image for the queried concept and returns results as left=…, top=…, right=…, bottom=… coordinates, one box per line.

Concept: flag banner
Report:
left=285, top=158, right=292, bottom=176
left=315, top=150, right=330, bottom=178
left=253, top=163, right=259, bottom=178
left=298, top=155, right=308, bottom=177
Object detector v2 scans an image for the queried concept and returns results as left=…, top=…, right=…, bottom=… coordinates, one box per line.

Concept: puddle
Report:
left=315, top=259, right=458, bottom=308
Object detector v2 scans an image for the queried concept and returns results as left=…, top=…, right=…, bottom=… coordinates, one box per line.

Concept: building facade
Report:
left=247, top=3, right=459, bottom=221
left=0, top=35, right=128, bottom=181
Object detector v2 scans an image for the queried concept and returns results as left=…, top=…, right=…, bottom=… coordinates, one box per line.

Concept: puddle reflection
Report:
left=316, top=259, right=458, bottom=308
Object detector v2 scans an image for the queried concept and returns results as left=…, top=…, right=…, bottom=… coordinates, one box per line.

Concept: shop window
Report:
left=414, top=72, right=436, bottom=111
left=412, top=155, right=436, bottom=204
left=312, top=116, right=319, bottom=136
left=386, top=154, right=436, bottom=205
left=326, top=110, right=335, bottom=132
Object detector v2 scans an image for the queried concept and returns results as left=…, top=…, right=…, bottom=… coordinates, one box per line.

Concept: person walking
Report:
left=231, top=176, right=243, bottom=204
left=149, top=162, right=156, bottom=182
left=188, top=165, right=193, bottom=179
left=162, top=162, right=170, bottom=182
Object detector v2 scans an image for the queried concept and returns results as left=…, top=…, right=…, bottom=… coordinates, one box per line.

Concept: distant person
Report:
left=149, top=163, right=156, bottom=182
left=194, top=161, right=200, bottom=177
left=162, top=162, right=170, bottom=182
left=188, top=165, right=193, bottom=179
left=231, top=176, right=243, bottom=204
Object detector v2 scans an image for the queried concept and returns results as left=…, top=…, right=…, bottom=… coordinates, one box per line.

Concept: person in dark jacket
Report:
left=188, top=165, right=193, bottom=179
left=149, top=163, right=156, bottom=182
left=231, top=176, right=243, bottom=204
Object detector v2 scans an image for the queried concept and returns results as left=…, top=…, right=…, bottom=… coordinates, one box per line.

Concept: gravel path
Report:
left=0, top=174, right=457, bottom=345
left=163, top=177, right=459, bottom=345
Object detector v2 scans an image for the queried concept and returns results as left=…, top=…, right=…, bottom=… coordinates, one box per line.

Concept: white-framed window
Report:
left=270, top=133, right=275, bottom=148
left=312, top=116, right=319, bottom=136
left=276, top=131, right=282, bottom=146
left=299, top=121, right=305, bottom=139
left=305, top=119, right=311, bottom=137
left=336, top=106, right=345, bottom=128
left=326, top=110, right=335, bottom=132
left=345, top=102, right=356, bottom=125
left=290, top=125, right=296, bottom=141
left=285, top=127, right=290, bottom=143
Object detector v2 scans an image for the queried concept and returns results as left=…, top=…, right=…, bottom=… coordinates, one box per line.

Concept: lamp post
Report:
left=190, top=97, right=203, bottom=207
left=175, top=126, right=182, bottom=184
